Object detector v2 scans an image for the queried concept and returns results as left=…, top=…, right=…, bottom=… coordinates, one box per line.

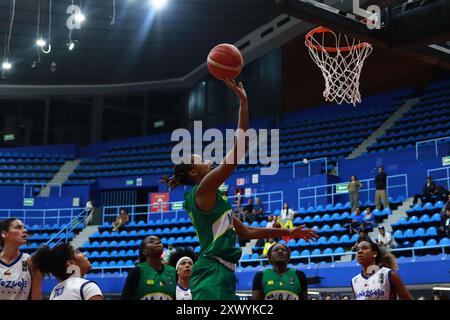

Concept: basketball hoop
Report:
left=305, top=27, right=373, bottom=106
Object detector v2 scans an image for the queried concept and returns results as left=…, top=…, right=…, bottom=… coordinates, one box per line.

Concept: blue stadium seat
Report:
left=291, top=250, right=300, bottom=257
left=300, top=249, right=310, bottom=257
left=340, top=212, right=350, bottom=220
left=339, top=235, right=350, bottom=244
left=90, top=251, right=99, bottom=258
left=381, top=208, right=391, bottom=216
left=403, top=229, right=414, bottom=238
left=317, top=237, right=327, bottom=244
left=137, top=221, right=146, bottom=226
left=250, top=253, right=259, bottom=260
left=330, top=213, right=340, bottom=221
left=125, top=260, right=134, bottom=267
left=334, top=247, right=345, bottom=254
left=434, top=201, right=444, bottom=209
left=194, top=246, right=201, bottom=253
left=126, top=249, right=135, bottom=257
left=312, top=215, right=321, bottom=223
left=100, top=241, right=109, bottom=248
left=288, top=239, right=296, bottom=247
left=425, top=239, right=437, bottom=247
left=118, top=240, right=127, bottom=247
left=426, top=227, right=437, bottom=236
left=311, top=249, right=321, bottom=256
left=321, top=225, right=331, bottom=232
left=108, top=261, right=116, bottom=268
left=323, top=248, right=333, bottom=255
left=297, top=239, right=306, bottom=246
left=328, top=235, right=338, bottom=244
left=419, top=215, right=430, bottom=223
left=303, top=216, right=312, bottom=223
left=413, top=240, right=424, bottom=248
left=91, top=261, right=99, bottom=268
left=100, top=261, right=108, bottom=268
left=241, top=254, right=250, bottom=261
left=409, top=216, right=419, bottom=225
left=431, top=213, right=441, bottom=222
left=100, top=251, right=109, bottom=258
left=439, top=238, right=450, bottom=246
left=414, top=228, right=425, bottom=237
left=294, top=217, right=302, bottom=224
left=321, top=214, right=331, bottom=222
left=331, top=224, right=342, bottom=231
left=117, top=260, right=125, bottom=267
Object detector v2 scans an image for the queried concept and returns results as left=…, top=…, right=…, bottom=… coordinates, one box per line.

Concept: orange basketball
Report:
left=207, top=44, right=244, bottom=80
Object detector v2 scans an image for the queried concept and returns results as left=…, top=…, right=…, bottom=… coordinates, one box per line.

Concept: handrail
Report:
left=427, top=166, right=450, bottom=192
left=416, top=135, right=450, bottom=160
left=44, top=208, right=88, bottom=247
left=102, top=191, right=284, bottom=223
left=23, top=182, right=62, bottom=198
left=0, top=207, right=85, bottom=226
left=293, top=157, right=328, bottom=178
left=297, top=174, right=408, bottom=209
left=86, top=244, right=449, bottom=274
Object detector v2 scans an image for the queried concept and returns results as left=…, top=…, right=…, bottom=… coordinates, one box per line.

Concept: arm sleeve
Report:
left=81, top=281, right=103, bottom=300
left=296, top=270, right=308, bottom=291
left=252, top=271, right=263, bottom=291
left=121, top=267, right=141, bottom=300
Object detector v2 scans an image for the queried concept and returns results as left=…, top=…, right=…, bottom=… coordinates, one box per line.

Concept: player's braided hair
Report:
left=160, top=157, right=196, bottom=189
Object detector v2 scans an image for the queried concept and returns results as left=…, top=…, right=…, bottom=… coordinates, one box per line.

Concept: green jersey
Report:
left=184, top=185, right=242, bottom=264
left=133, top=263, right=177, bottom=300
left=259, top=268, right=303, bottom=300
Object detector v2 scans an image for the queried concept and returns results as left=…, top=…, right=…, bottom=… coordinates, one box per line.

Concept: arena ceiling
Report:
left=0, top=0, right=282, bottom=85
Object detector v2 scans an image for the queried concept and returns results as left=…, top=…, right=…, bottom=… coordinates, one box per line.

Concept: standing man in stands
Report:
left=374, top=166, right=389, bottom=210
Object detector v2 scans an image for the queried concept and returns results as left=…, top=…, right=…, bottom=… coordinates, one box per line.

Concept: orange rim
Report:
left=305, top=26, right=371, bottom=53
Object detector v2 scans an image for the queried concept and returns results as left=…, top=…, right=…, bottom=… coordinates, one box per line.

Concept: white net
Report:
left=305, top=27, right=373, bottom=106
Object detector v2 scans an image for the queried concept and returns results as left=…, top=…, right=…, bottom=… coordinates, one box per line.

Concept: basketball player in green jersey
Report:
left=121, top=236, right=176, bottom=300
left=161, top=78, right=318, bottom=300
left=252, top=243, right=308, bottom=300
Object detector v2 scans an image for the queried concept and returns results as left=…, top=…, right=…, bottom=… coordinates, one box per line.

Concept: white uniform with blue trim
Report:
left=351, top=267, right=396, bottom=300
left=0, top=253, right=32, bottom=300
left=175, top=284, right=192, bottom=300
left=50, top=277, right=102, bottom=300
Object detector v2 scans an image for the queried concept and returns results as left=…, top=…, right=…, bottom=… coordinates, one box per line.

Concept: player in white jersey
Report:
left=0, top=218, right=42, bottom=300
left=351, top=240, right=413, bottom=300
left=168, top=248, right=197, bottom=300
left=32, top=242, right=103, bottom=300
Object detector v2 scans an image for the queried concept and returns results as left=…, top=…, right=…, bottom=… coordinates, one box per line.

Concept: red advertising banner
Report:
left=150, top=192, right=170, bottom=212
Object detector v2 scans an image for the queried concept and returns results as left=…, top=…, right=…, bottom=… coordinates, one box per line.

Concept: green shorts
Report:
left=190, top=257, right=236, bottom=300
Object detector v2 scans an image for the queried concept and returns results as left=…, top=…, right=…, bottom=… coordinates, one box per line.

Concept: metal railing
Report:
left=0, top=207, right=85, bottom=226
left=44, top=209, right=88, bottom=247
left=87, top=244, right=449, bottom=275
left=297, top=174, right=408, bottom=209
left=427, top=166, right=450, bottom=192
left=416, top=135, right=450, bottom=160
left=102, top=191, right=284, bottom=224
left=293, top=157, right=328, bottom=178
left=238, top=244, right=449, bottom=267
left=23, top=183, right=62, bottom=198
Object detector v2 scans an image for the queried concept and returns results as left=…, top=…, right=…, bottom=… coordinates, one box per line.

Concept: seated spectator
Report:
left=362, top=207, right=376, bottom=231
left=272, top=216, right=281, bottom=229
left=351, top=229, right=371, bottom=252
left=351, top=208, right=364, bottom=231
left=112, top=209, right=129, bottom=231
left=243, top=198, right=256, bottom=223
left=253, top=197, right=264, bottom=216
left=162, top=242, right=176, bottom=264
left=411, top=176, right=437, bottom=207
left=279, top=203, right=295, bottom=230
left=377, top=225, right=394, bottom=252
left=265, top=215, right=274, bottom=228
left=261, top=238, right=276, bottom=257
left=436, top=185, right=450, bottom=203
left=439, top=196, right=450, bottom=238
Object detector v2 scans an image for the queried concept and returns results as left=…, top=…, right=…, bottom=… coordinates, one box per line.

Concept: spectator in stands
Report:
left=411, top=176, right=437, bottom=207
left=351, top=229, right=371, bottom=252
left=375, top=166, right=389, bottom=210
left=348, top=175, right=363, bottom=213
left=85, top=199, right=95, bottom=225
left=350, top=207, right=364, bottom=233
left=121, top=236, right=177, bottom=300
left=32, top=243, right=103, bottom=300
left=377, top=225, right=394, bottom=252
left=252, top=243, right=308, bottom=300
left=168, top=247, right=197, bottom=300
left=0, top=218, right=42, bottom=300
left=439, top=196, right=450, bottom=238
left=163, top=241, right=177, bottom=264
left=362, top=207, right=376, bottom=231
left=266, top=215, right=274, bottom=228
left=112, top=209, right=129, bottom=232
left=272, top=216, right=281, bottom=229
left=261, top=238, right=276, bottom=257
left=253, top=197, right=264, bottom=216
left=279, top=203, right=295, bottom=230
left=243, top=198, right=256, bottom=223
